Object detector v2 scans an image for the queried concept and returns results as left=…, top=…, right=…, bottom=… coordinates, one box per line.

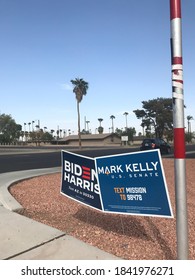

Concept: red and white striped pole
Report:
left=170, top=0, right=188, bottom=259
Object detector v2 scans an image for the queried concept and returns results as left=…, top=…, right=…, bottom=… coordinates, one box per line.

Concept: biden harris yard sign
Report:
left=95, top=150, right=173, bottom=218
left=61, top=150, right=103, bottom=211
left=61, top=150, right=173, bottom=218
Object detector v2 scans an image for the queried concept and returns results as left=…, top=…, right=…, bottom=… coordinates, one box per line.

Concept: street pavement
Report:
left=0, top=168, right=121, bottom=260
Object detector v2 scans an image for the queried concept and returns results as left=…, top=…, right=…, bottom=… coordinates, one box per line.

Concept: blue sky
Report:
left=0, top=0, right=195, bottom=135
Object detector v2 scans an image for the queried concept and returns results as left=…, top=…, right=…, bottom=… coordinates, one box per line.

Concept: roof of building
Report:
left=64, top=133, right=120, bottom=141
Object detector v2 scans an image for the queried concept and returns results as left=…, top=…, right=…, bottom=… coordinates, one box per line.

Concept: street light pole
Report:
left=170, top=0, right=188, bottom=259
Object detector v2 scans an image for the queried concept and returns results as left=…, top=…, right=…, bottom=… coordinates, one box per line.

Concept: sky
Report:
left=0, top=0, right=195, bottom=136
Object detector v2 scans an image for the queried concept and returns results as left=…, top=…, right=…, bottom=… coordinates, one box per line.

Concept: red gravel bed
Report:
left=9, top=159, right=195, bottom=260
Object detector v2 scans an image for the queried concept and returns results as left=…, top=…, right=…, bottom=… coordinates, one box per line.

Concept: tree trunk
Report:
left=77, top=101, right=81, bottom=148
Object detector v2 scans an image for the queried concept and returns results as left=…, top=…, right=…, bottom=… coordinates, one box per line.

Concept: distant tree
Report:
left=98, top=118, right=103, bottom=126
left=0, top=113, right=22, bottom=144
left=41, top=132, right=54, bottom=142
left=115, top=128, right=123, bottom=136
left=20, top=130, right=25, bottom=142
left=50, top=129, right=55, bottom=136
left=98, top=126, right=104, bottom=134
left=14, top=124, right=22, bottom=141
left=30, top=131, right=37, bottom=143
left=115, top=127, right=136, bottom=143
left=187, top=115, right=193, bottom=133
left=124, top=127, right=136, bottom=142
left=123, top=112, right=129, bottom=131
left=186, top=115, right=194, bottom=143
left=86, top=120, right=90, bottom=132
left=56, top=129, right=59, bottom=139
left=110, top=115, right=115, bottom=133
left=81, top=129, right=91, bottom=135
left=133, top=98, right=173, bottom=139
left=98, top=118, right=104, bottom=134
left=28, top=122, right=31, bottom=132
left=24, top=131, right=29, bottom=142
left=70, top=78, right=89, bottom=148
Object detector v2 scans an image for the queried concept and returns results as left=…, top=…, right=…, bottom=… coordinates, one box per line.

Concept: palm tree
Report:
left=110, top=115, right=115, bottom=133
left=86, top=120, right=90, bottom=132
left=123, top=112, right=129, bottom=131
left=98, top=118, right=103, bottom=126
left=32, top=120, right=35, bottom=131
left=187, top=115, right=193, bottom=134
left=97, top=118, right=104, bottom=134
left=20, top=131, right=24, bottom=142
left=28, top=122, right=31, bottom=132
left=71, top=78, right=89, bottom=148
left=24, top=123, right=26, bottom=141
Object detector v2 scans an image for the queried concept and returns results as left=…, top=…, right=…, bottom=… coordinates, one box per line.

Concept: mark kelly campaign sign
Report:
left=61, top=150, right=173, bottom=218
left=95, top=150, right=173, bottom=218
left=61, top=150, right=103, bottom=211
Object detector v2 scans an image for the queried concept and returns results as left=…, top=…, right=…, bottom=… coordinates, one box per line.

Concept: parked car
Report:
left=140, top=138, right=171, bottom=154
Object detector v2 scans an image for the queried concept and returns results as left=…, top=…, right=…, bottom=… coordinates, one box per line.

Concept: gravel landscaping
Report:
left=10, top=159, right=195, bottom=260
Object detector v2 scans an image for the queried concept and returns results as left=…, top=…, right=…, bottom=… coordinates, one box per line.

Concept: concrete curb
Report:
left=0, top=167, right=61, bottom=211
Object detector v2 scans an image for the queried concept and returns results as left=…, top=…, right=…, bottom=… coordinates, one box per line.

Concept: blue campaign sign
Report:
left=61, top=150, right=103, bottom=211
left=95, top=150, right=173, bottom=217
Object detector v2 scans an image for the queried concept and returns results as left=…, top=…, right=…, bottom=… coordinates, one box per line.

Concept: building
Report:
left=54, top=133, right=121, bottom=146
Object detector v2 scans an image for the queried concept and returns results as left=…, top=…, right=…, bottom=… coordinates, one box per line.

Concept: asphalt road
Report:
left=0, top=152, right=61, bottom=173
left=0, top=145, right=194, bottom=174
left=0, top=147, right=139, bottom=173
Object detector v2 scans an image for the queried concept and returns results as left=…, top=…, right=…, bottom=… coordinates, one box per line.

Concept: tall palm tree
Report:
left=24, top=123, right=26, bottom=141
left=98, top=118, right=103, bottom=126
left=123, top=112, right=129, bottom=131
left=32, top=120, right=35, bottom=131
left=187, top=115, right=193, bottom=134
left=98, top=118, right=104, bottom=134
left=28, top=122, right=31, bottom=132
left=86, top=120, right=90, bottom=132
left=70, top=78, right=89, bottom=147
left=110, top=115, right=115, bottom=133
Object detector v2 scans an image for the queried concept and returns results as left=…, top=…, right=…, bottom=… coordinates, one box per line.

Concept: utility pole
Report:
left=170, top=0, right=188, bottom=259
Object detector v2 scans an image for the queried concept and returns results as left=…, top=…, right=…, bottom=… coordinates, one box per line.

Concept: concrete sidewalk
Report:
left=0, top=168, right=121, bottom=260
